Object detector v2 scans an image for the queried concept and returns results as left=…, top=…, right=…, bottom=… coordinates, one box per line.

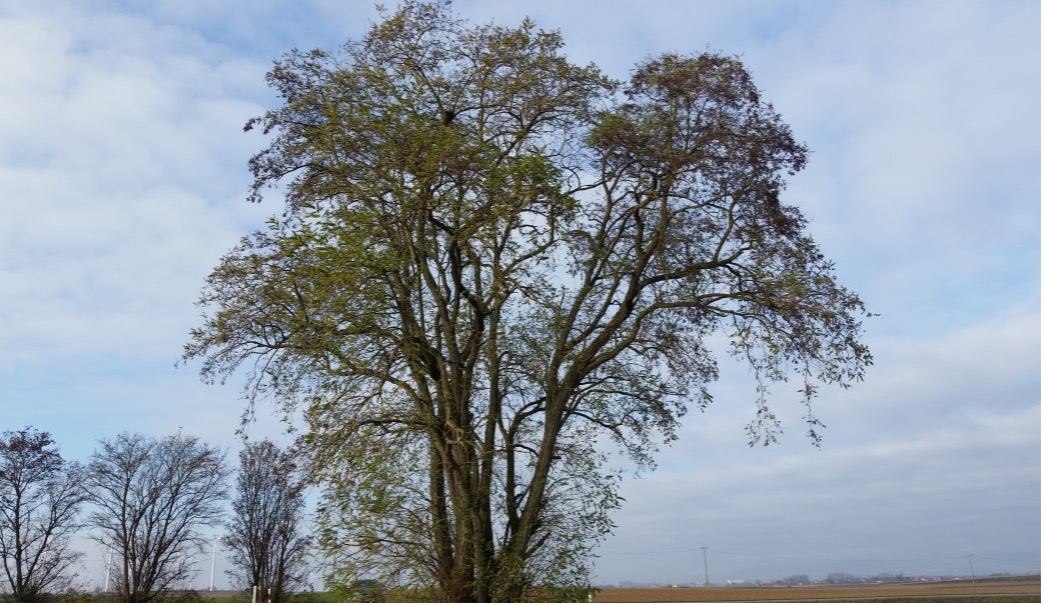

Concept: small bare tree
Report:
left=84, top=433, right=230, bottom=602
left=0, top=427, right=87, bottom=601
left=223, top=440, right=311, bottom=602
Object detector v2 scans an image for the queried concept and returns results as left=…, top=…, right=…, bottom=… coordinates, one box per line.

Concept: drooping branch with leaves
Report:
left=185, top=2, right=872, bottom=601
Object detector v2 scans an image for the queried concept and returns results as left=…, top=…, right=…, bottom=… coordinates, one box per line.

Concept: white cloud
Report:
left=597, top=403, right=1039, bottom=582
left=594, top=308, right=1040, bottom=582
left=0, top=3, right=278, bottom=364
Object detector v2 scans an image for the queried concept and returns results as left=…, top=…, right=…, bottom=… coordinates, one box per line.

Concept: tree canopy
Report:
left=185, top=1, right=872, bottom=600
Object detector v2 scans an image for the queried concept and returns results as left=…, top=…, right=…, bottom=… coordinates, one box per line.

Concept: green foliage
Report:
left=50, top=590, right=110, bottom=603
left=185, top=1, right=872, bottom=601
left=281, top=592, right=342, bottom=603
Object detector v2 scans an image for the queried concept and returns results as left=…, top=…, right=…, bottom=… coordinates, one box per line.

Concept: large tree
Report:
left=84, top=433, right=230, bottom=602
left=223, top=440, right=311, bottom=601
left=185, top=1, right=872, bottom=600
left=0, top=427, right=86, bottom=601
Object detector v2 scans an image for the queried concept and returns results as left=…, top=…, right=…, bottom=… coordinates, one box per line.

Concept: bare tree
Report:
left=223, top=440, right=311, bottom=601
left=0, top=427, right=86, bottom=601
left=84, top=433, right=230, bottom=602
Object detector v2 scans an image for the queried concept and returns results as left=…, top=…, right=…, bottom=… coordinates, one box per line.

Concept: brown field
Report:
left=593, top=575, right=1040, bottom=602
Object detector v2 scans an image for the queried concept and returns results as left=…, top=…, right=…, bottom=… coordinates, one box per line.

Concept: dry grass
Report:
left=593, top=576, right=1040, bottom=602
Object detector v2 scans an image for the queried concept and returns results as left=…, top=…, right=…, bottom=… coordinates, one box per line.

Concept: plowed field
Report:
left=593, top=576, right=1040, bottom=602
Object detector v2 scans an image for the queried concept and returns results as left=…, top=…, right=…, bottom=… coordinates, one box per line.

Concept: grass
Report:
left=196, top=591, right=341, bottom=603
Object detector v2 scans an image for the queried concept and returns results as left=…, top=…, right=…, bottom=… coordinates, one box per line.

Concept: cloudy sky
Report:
left=1, top=0, right=1038, bottom=588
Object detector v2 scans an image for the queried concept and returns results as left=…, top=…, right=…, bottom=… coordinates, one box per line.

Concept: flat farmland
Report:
left=593, top=576, right=1040, bottom=602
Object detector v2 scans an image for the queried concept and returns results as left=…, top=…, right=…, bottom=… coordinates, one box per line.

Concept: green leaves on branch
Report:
left=185, top=1, right=872, bottom=600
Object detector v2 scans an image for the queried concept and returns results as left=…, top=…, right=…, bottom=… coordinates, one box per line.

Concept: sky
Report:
left=0, top=0, right=1039, bottom=589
